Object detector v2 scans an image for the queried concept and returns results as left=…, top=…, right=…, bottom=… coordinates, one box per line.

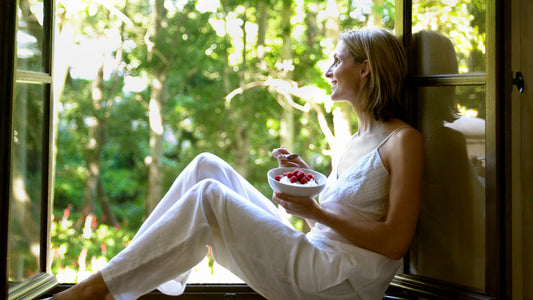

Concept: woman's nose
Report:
left=325, top=67, right=332, bottom=78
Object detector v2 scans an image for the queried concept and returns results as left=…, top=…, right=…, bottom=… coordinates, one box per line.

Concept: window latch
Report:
left=512, top=71, right=524, bottom=93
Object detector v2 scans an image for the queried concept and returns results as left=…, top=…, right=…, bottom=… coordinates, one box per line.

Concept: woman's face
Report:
left=325, top=40, right=367, bottom=104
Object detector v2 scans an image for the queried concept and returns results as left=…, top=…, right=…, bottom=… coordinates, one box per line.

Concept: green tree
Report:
left=50, top=0, right=488, bottom=282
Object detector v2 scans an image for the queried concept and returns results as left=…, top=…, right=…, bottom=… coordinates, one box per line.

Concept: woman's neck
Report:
left=355, top=111, right=382, bottom=135
left=354, top=111, right=404, bottom=137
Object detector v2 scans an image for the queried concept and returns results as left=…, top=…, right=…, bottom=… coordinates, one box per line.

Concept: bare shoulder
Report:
left=393, top=125, right=423, bottom=150
left=380, top=125, right=423, bottom=171
left=382, top=124, right=422, bottom=151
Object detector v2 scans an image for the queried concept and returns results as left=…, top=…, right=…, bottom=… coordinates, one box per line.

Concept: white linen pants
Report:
left=100, top=153, right=360, bottom=300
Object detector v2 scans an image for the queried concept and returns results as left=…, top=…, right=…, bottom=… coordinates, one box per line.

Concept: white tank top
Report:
left=306, top=126, right=408, bottom=299
left=308, top=125, right=408, bottom=242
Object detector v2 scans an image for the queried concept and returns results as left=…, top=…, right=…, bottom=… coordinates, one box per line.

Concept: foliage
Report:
left=50, top=206, right=134, bottom=283
left=49, top=0, right=487, bottom=283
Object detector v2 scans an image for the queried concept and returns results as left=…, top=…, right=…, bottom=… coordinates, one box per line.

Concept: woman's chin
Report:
left=330, top=95, right=349, bottom=102
left=329, top=93, right=340, bottom=100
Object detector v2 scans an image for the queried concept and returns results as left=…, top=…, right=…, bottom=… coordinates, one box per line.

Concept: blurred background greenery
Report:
left=10, top=0, right=486, bottom=283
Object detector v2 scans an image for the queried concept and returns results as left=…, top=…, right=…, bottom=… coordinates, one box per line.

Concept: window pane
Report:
left=9, top=82, right=45, bottom=281
left=17, top=0, right=44, bottom=72
left=410, top=85, right=486, bottom=290
left=412, top=0, right=486, bottom=74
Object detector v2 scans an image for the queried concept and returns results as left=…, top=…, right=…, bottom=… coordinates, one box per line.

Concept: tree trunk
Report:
left=81, top=57, right=119, bottom=226
left=82, top=60, right=105, bottom=213
left=305, top=1, right=318, bottom=49
left=98, top=176, right=118, bottom=226
left=233, top=125, right=250, bottom=177
left=280, top=0, right=295, bottom=151
left=256, top=1, right=268, bottom=69
left=234, top=9, right=251, bottom=177
left=145, top=71, right=168, bottom=215
left=219, top=3, right=251, bottom=177
left=144, top=0, right=169, bottom=216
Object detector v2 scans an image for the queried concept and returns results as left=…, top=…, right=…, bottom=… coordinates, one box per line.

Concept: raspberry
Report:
left=278, top=169, right=317, bottom=185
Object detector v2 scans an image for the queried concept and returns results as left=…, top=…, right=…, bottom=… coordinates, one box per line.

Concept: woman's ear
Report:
left=360, top=59, right=371, bottom=78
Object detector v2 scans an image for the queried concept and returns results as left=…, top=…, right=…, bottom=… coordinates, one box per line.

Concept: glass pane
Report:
left=412, top=0, right=486, bottom=74
left=17, top=0, right=44, bottom=72
left=410, top=85, right=486, bottom=290
left=9, top=82, right=45, bottom=281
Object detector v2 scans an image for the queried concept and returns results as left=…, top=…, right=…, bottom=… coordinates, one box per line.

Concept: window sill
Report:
left=44, top=283, right=412, bottom=300
left=45, top=283, right=266, bottom=300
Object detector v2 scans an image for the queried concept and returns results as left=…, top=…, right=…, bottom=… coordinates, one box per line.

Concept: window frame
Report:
left=0, top=0, right=17, bottom=297
left=391, top=0, right=511, bottom=299
left=2, top=0, right=56, bottom=296
left=0, top=0, right=513, bottom=299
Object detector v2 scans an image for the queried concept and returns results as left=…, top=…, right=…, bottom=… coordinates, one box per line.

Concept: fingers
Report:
left=282, top=153, right=299, bottom=160
left=272, top=193, right=289, bottom=213
left=276, top=193, right=311, bottom=203
left=273, top=192, right=312, bottom=208
left=272, top=194, right=295, bottom=215
left=285, top=159, right=310, bottom=169
left=280, top=160, right=303, bottom=168
left=272, top=147, right=299, bottom=160
left=272, top=193, right=283, bottom=206
left=272, top=147, right=309, bottom=168
left=272, top=147, right=290, bottom=159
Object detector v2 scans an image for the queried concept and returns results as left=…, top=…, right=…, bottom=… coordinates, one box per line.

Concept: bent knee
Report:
left=195, top=152, right=235, bottom=175
left=195, top=152, right=226, bottom=168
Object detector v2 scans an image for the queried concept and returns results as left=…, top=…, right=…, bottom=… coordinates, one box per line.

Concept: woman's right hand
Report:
left=272, top=147, right=309, bottom=169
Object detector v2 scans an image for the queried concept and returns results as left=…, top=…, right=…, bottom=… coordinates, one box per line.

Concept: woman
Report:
left=54, top=28, right=422, bottom=300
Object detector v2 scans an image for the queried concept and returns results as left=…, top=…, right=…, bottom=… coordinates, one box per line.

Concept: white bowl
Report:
left=267, top=167, right=327, bottom=197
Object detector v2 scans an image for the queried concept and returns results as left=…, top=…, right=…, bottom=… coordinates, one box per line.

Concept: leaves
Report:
left=51, top=0, right=487, bottom=282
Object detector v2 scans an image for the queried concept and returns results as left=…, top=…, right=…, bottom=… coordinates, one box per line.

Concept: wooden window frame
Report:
left=0, top=0, right=17, bottom=297
left=390, top=0, right=512, bottom=299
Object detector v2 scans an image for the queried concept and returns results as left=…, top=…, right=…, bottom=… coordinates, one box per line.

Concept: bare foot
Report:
left=53, top=273, right=113, bottom=300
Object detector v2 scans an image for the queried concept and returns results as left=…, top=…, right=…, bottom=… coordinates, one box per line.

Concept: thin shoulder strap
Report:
left=376, top=125, right=410, bottom=149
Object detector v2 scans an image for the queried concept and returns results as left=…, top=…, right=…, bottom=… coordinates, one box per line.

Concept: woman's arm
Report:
left=273, top=128, right=423, bottom=260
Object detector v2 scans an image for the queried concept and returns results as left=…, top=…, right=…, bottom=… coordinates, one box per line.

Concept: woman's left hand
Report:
left=272, top=192, right=321, bottom=220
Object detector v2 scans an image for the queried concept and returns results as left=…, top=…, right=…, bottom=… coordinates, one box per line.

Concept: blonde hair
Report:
left=340, top=28, right=408, bottom=121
